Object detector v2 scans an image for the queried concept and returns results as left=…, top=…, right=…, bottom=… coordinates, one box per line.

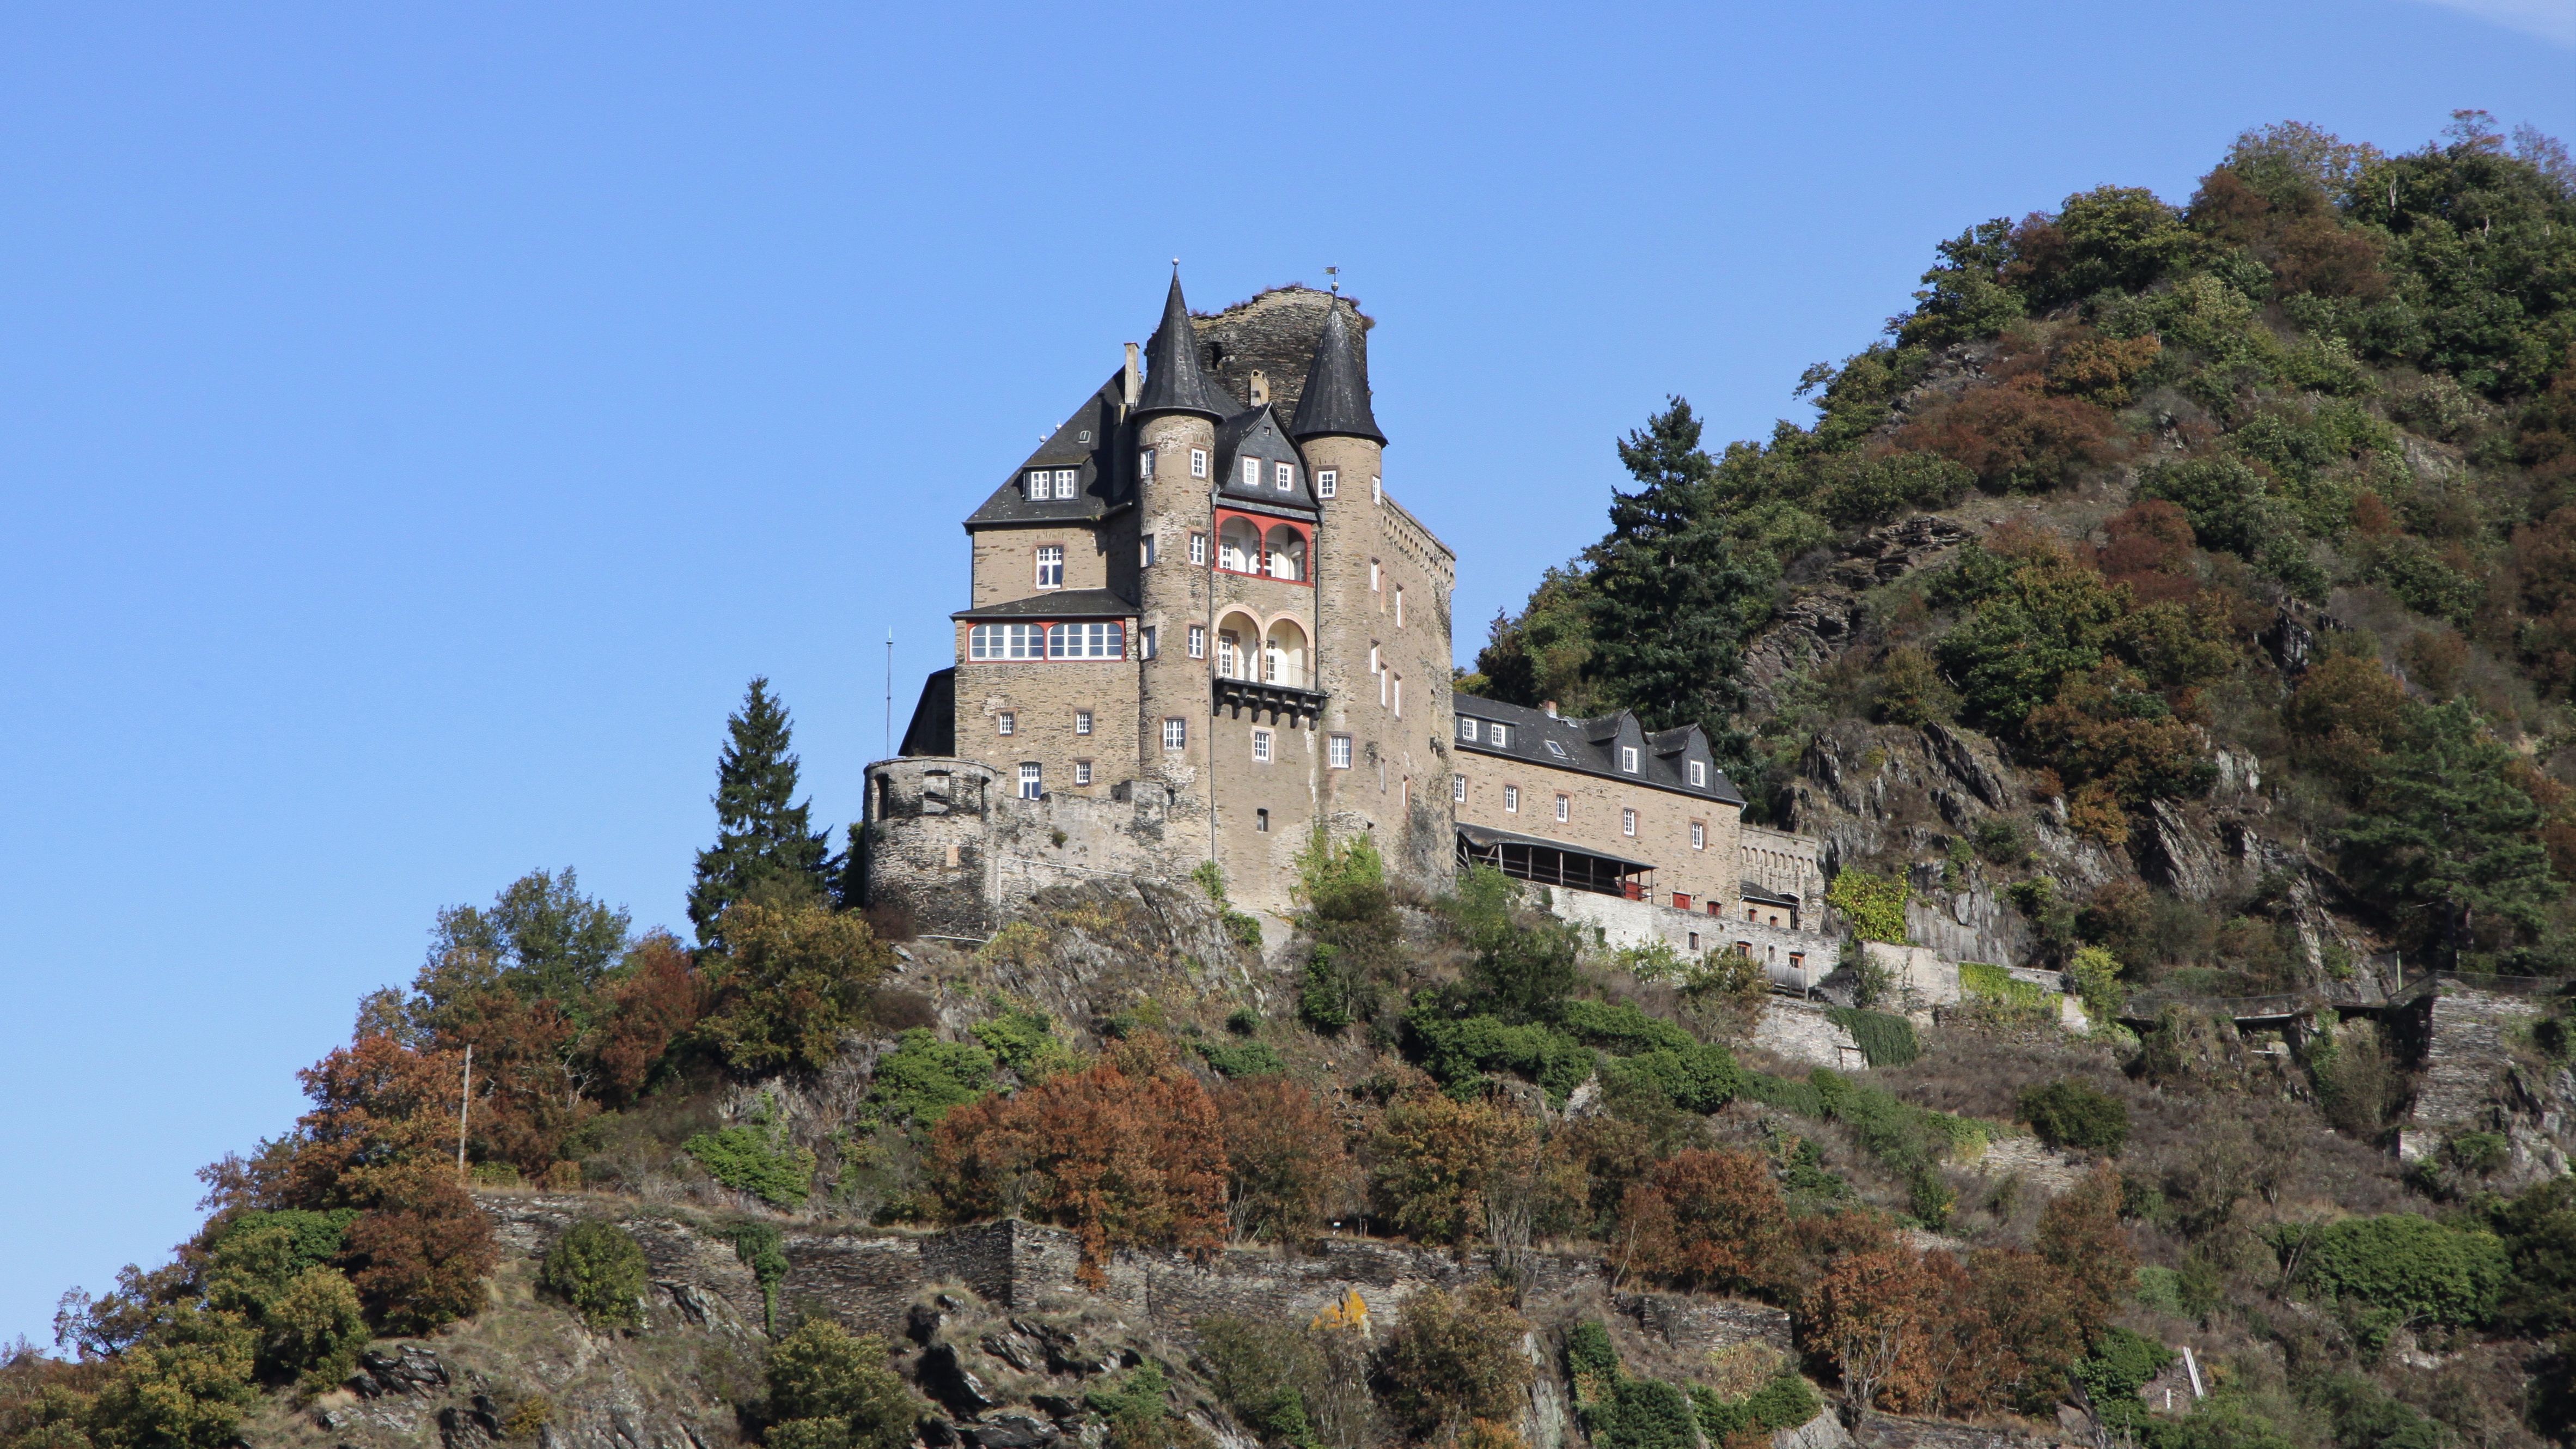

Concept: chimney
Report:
left=1543, top=701, right=1557, bottom=717
left=1122, top=343, right=1140, bottom=410
left=1248, top=368, right=1268, bottom=405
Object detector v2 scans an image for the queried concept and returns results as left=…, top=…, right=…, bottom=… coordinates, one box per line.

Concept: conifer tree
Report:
left=687, top=678, right=831, bottom=946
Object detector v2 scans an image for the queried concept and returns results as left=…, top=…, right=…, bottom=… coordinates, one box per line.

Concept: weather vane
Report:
left=1324, top=266, right=1339, bottom=295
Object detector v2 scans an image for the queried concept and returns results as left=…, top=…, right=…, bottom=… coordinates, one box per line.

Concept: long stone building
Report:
left=862, top=276, right=1822, bottom=938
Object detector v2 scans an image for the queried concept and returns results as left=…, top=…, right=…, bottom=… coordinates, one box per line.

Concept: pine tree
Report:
left=1583, top=398, right=1775, bottom=781
left=688, top=678, right=831, bottom=946
left=2341, top=699, right=2558, bottom=966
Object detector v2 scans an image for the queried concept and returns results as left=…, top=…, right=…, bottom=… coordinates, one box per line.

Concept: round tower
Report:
left=1130, top=274, right=1232, bottom=811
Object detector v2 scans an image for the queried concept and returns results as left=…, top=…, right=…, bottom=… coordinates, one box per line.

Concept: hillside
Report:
left=9, top=114, right=2576, bottom=1449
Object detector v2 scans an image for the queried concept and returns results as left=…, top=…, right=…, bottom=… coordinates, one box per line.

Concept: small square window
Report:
left=1621, top=745, right=1639, bottom=772
left=1329, top=733, right=1352, bottom=769
left=1622, top=808, right=1638, bottom=837
left=1460, top=718, right=1480, bottom=742
left=1252, top=729, right=1273, bottom=763
left=1162, top=717, right=1187, bottom=750
left=1452, top=774, right=1466, bottom=802
left=1073, top=760, right=1093, bottom=786
left=1075, top=710, right=1093, bottom=736
left=1317, top=468, right=1337, bottom=498
left=1555, top=794, right=1570, bottom=823
left=1490, top=723, right=1509, bottom=747
left=1504, top=784, right=1519, bottom=812
left=1187, top=624, right=1206, bottom=659
left=1139, top=447, right=1156, bottom=479
left=1691, top=820, right=1706, bottom=850
left=997, top=711, right=1016, bottom=736
left=1189, top=449, right=1208, bottom=478
left=1035, top=545, right=1064, bottom=588
left=1242, top=456, right=1261, bottom=488
left=1189, top=532, right=1207, bottom=566
left=1689, top=759, right=1707, bottom=787
left=1017, top=762, right=1041, bottom=799
left=1275, top=462, right=1293, bottom=490
left=1053, top=468, right=1078, bottom=499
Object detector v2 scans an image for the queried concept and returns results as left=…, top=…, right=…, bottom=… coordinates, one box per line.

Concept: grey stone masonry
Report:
left=2398, top=984, right=2545, bottom=1161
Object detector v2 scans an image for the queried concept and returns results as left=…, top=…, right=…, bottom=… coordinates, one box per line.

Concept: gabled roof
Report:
left=965, top=373, right=1127, bottom=528
left=1290, top=296, right=1384, bottom=443
left=1214, top=403, right=1318, bottom=513
left=1135, top=274, right=1235, bottom=421
left=1450, top=693, right=1745, bottom=806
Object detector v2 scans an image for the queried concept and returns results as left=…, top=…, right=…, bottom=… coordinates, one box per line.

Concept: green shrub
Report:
left=764, top=1319, right=917, bottom=1449
left=1225, top=1007, right=1260, bottom=1036
left=1825, top=871, right=1909, bottom=943
left=2070, top=1328, right=2172, bottom=1436
left=1691, top=1371, right=1821, bottom=1441
left=1194, top=1316, right=1323, bottom=1449
left=2016, top=1079, right=2131, bottom=1155
left=722, top=1221, right=788, bottom=1335
left=867, top=1029, right=997, bottom=1126
left=539, top=1221, right=649, bottom=1330
left=259, top=1267, right=369, bottom=1389
left=2134, top=1266, right=2186, bottom=1316
left=1591, top=1378, right=1696, bottom=1449
left=2280, top=1214, right=2510, bottom=1328
left=1739, top=1070, right=1826, bottom=1118
left=1560, top=999, right=1696, bottom=1055
left=1960, top=961, right=2055, bottom=1026
left=1824, top=1007, right=1920, bottom=1067
left=1598, top=1043, right=1742, bottom=1113
left=200, top=1211, right=370, bottom=1385
left=1196, top=1037, right=1286, bottom=1078
left=686, top=1099, right=817, bottom=1210
left=2066, top=945, right=2126, bottom=1021
left=2488, top=1176, right=2576, bottom=1334
left=1405, top=1000, right=1596, bottom=1105
left=1564, top=1319, right=1621, bottom=1408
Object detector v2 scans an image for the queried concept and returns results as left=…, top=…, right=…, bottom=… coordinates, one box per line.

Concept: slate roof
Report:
left=1290, top=296, right=1384, bottom=443
left=965, top=373, right=1128, bottom=528
left=951, top=587, right=1138, bottom=620
left=1457, top=820, right=1655, bottom=873
left=1213, top=403, right=1318, bottom=513
left=1135, top=273, right=1235, bottom=421
left=1450, top=693, right=1745, bottom=806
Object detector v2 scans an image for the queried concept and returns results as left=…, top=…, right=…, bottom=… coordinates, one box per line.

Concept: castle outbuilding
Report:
left=864, top=276, right=1824, bottom=942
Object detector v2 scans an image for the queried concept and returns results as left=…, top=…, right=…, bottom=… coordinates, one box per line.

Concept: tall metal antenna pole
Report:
left=885, top=628, right=894, bottom=759
left=456, top=1043, right=472, bottom=1177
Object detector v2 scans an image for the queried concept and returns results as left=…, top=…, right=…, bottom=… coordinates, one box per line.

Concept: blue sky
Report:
left=2, top=0, right=2569, bottom=1344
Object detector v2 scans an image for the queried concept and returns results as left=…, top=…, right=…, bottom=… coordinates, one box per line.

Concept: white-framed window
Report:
left=1368, top=643, right=1381, bottom=674
left=1053, top=468, right=1078, bottom=499
left=1490, top=723, right=1510, bottom=748
left=1329, top=733, right=1351, bottom=769
left=1460, top=718, right=1480, bottom=742
left=1369, top=559, right=1381, bottom=592
left=1504, top=784, right=1519, bottom=813
left=1689, top=760, right=1707, bottom=787
left=1035, top=545, right=1064, bottom=588
left=1162, top=717, right=1186, bottom=750
left=1025, top=469, right=1048, bottom=500
left=1378, top=669, right=1387, bottom=706
left=1218, top=631, right=1240, bottom=678
left=1189, top=532, right=1207, bottom=566
left=1621, top=745, right=1639, bottom=773
left=1075, top=710, right=1093, bottom=736
left=1139, top=447, right=1156, bottom=479
left=1391, top=675, right=1403, bottom=716
left=996, top=711, right=1016, bottom=736
left=1545, top=739, right=1568, bottom=758
left=1275, top=462, right=1293, bottom=491
left=1622, top=808, right=1638, bottom=837
left=1018, top=762, right=1042, bottom=799
left=1691, top=820, right=1706, bottom=850
left=1138, top=625, right=1156, bottom=660
left=1256, top=807, right=1271, bottom=832
left=1452, top=774, right=1466, bottom=802
left=1189, top=448, right=1208, bottom=478
left=1242, top=456, right=1261, bottom=488
left=1073, top=760, right=1093, bottom=786
left=1317, top=468, right=1337, bottom=498
left=1372, top=476, right=1382, bottom=504
left=969, top=623, right=1042, bottom=659
left=1046, top=622, right=1125, bottom=658
left=1140, top=535, right=1157, bottom=567
left=1187, top=624, right=1206, bottom=659
left=1555, top=794, right=1570, bottom=823
left=1252, top=729, right=1273, bottom=763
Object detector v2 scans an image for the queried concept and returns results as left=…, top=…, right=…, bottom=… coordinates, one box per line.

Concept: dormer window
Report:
left=1242, top=456, right=1261, bottom=488
left=1025, top=470, right=1048, bottom=500
left=1318, top=468, right=1337, bottom=498
left=1275, top=462, right=1293, bottom=491
left=1621, top=746, right=1639, bottom=773
left=1035, top=546, right=1064, bottom=588
left=1460, top=719, right=1480, bottom=742
left=1054, top=469, right=1077, bottom=499
left=1190, top=449, right=1208, bottom=478
left=1689, top=760, right=1707, bottom=788
left=1490, top=724, right=1509, bottom=748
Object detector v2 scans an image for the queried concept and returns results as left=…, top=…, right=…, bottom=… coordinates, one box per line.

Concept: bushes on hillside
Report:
left=696, top=902, right=894, bottom=1074
left=2016, top=1079, right=2131, bottom=1156
left=539, top=1221, right=649, bottom=1330
left=762, top=1319, right=917, bottom=1449
left=1376, top=1285, right=1532, bottom=1442
left=2278, top=1213, right=2511, bottom=1330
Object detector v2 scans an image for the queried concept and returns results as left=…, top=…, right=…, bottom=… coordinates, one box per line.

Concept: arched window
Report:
left=1263, top=525, right=1307, bottom=581
left=1216, top=612, right=1262, bottom=679
left=1263, top=620, right=1308, bottom=686
left=1217, top=517, right=1260, bottom=573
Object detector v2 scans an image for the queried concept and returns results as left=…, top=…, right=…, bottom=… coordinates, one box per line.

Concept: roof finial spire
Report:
left=1324, top=265, right=1339, bottom=296
left=1171, top=257, right=1180, bottom=276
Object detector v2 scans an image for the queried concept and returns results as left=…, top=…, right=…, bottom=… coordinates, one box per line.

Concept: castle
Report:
left=862, top=276, right=1820, bottom=951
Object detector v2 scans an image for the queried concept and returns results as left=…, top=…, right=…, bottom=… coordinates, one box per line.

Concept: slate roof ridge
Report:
left=1450, top=691, right=1746, bottom=806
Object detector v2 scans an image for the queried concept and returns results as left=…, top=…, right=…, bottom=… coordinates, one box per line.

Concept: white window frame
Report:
left=1622, top=808, right=1638, bottom=837
left=1137, top=625, right=1156, bottom=660
left=1490, top=723, right=1509, bottom=748
left=1452, top=774, right=1466, bottom=802
left=1689, top=759, right=1707, bottom=787
left=1368, top=643, right=1381, bottom=674
left=1372, top=476, right=1382, bottom=504
left=1555, top=794, right=1570, bottom=823
left=1189, top=532, right=1207, bottom=566
left=1329, top=733, right=1352, bottom=769
left=1369, top=559, right=1381, bottom=592
left=1460, top=718, right=1480, bottom=742
left=1073, top=759, right=1094, bottom=786
left=997, top=711, right=1016, bottom=736
left=1053, top=468, right=1078, bottom=499
left=1187, top=624, right=1206, bottom=659
left=1391, top=675, right=1402, bottom=717
left=1621, top=745, right=1639, bottom=773
left=1018, top=762, right=1042, bottom=799
left=1504, top=784, right=1519, bottom=813
left=1025, top=469, right=1048, bottom=500
left=1317, top=468, right=1336, bottom=498
left=1252, top=728, right=1273, bottom=763
left=1691, top=820, right=1706, bottom=850
left=1275, top=461, right=1293, bottom=491
left=1395, top=587, right=1404, bottom=627
left=1189, top=448, right=1208, bottom=479
left=1139, top=447, right=1156, bottom=479
left=1035, top=545, right=1064, bottom=588
left=1162, top=717, right=1186, bottom=750
left=1140, top=535, right=1156, bottom=568
left=1075, top=710, right=1093, bottom=736
left=1242, top=456, right=1261, bottom=488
